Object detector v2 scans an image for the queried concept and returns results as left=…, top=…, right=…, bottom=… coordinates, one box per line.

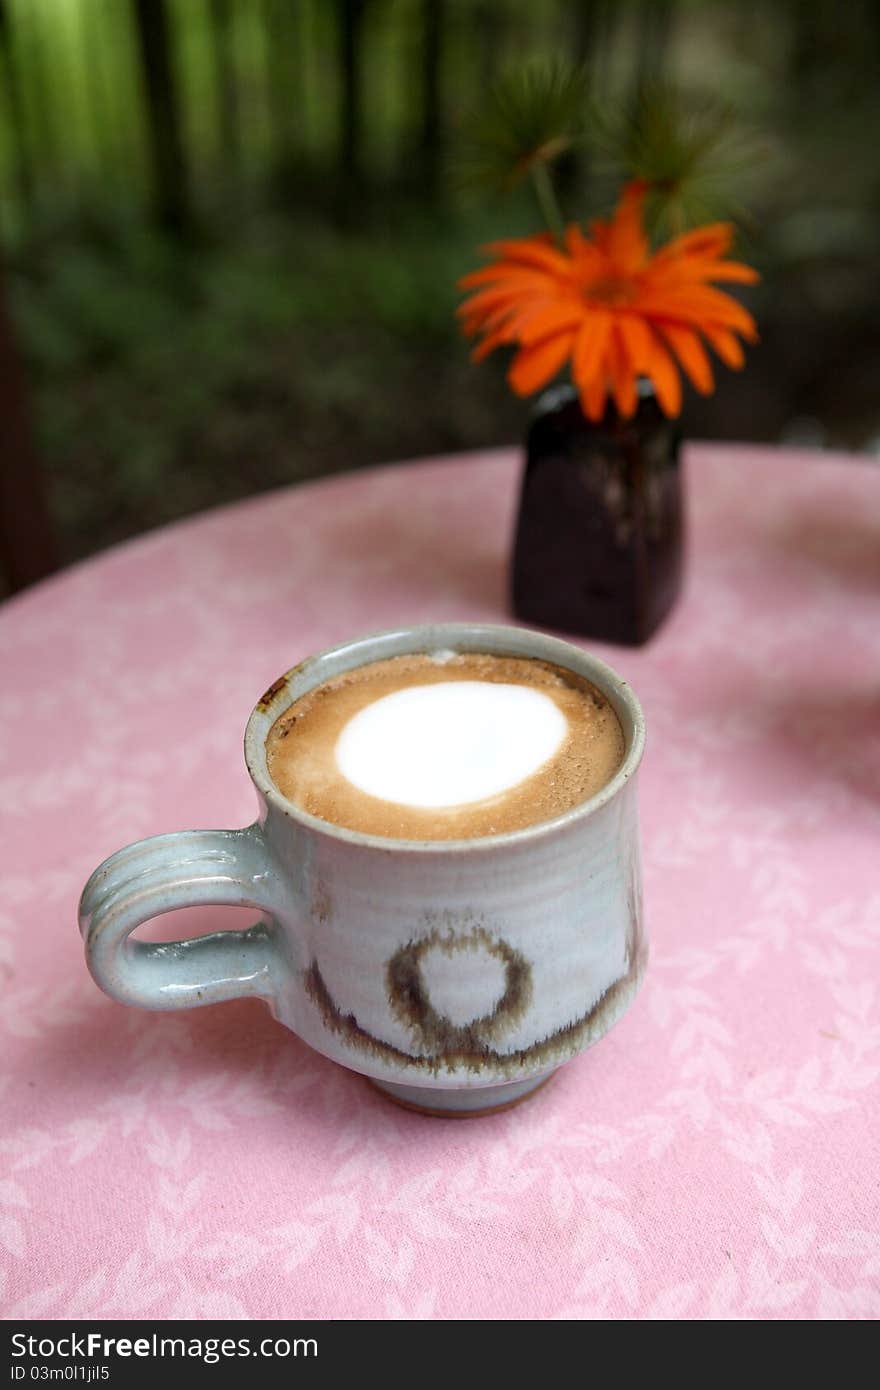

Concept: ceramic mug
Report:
left=79, top=623, right=647, bottom=1117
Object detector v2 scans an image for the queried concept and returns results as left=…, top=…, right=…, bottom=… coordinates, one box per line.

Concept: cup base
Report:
left=367, top=1069, right=556, bottom=1118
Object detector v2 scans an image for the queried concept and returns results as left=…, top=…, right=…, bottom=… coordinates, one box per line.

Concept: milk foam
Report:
left=334, top=681, right=568, bottom=809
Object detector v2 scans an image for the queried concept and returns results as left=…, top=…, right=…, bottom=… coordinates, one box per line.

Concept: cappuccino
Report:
left=266, top=651, right=625, bottom=841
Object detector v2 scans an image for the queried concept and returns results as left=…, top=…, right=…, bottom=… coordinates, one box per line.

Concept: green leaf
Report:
left=587, top=84, right=765, bottom=240
left=452, top=60, right=589, bottom=196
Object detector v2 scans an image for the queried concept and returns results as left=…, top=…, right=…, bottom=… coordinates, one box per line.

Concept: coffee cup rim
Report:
left=243, top=623, right=646, bottom=854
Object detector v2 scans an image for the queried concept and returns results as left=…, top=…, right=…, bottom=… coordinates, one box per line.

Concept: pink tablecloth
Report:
left=1, top=445, right=879, bottom=1321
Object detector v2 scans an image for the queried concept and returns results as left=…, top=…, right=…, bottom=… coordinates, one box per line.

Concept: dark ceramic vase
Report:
left=511, top=382, right=684, bottom=645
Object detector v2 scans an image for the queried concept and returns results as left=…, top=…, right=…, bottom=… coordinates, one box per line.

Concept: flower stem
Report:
left=530, top=163, right=565, bottom=244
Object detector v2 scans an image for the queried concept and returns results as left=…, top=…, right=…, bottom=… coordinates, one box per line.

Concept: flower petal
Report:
left=637, top=285, right=758, bottom=338
left=470, top=321, right=519, bottom=361
left=465, top=295, right=579, bottom=346
left=638, top=325, right=683, bottom=417
left=463, top=308, right=518, bottom=344
left=615, top=315, right=654, bottom=373
left=579, top=373, right=608, bottom=423
left=457, top=284, right=546, bottom=322
left=642, top=257, right=759, bottom=287
left=564, top=223, right=606, bottom=271
left=458, top=264, right=559, bottom=291
left=571, top=312, right=613, bottom=398
left=483, top=237, right=573, bottom=276
left=658, top=323, right=715, bottom=395
left=693, top=260, right=759, bottom=285
left=703, top=265, right=756, bottom=287
left=604, top=180, right=650, bottom=273
left=652, top=222, right=734, bottom=264
left=564, top=224, right=589, bottom=259
left=507, top=331, right=575, bottom=395
left=609, top=326, right=638, bottom=418
left=702, top=325, right=747, bottom=369
left=517, top=302, right=584, bottom=345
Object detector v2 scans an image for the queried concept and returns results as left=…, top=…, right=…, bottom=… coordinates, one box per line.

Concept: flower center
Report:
left=583, top=274, right=636, bottom=308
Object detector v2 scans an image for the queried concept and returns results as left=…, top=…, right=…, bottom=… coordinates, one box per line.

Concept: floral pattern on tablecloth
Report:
left=1, top=445, right=878, bottom=1320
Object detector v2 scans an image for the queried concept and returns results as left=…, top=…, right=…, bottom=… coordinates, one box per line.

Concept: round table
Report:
left=1, top=444, right=878, bottom=1321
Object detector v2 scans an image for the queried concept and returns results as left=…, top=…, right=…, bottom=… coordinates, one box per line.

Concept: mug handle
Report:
left=79, top=825, right=286, bottom=1011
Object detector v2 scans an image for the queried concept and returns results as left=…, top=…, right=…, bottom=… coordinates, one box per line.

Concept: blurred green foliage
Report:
left=2, top=0, right=880, bottom=562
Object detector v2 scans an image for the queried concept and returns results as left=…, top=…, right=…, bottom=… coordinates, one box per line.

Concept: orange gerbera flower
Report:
left=458, top=180, right=759, bottom=421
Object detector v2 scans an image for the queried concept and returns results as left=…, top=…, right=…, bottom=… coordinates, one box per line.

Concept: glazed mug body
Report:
left=80, top=623, right=647, bottom=1115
